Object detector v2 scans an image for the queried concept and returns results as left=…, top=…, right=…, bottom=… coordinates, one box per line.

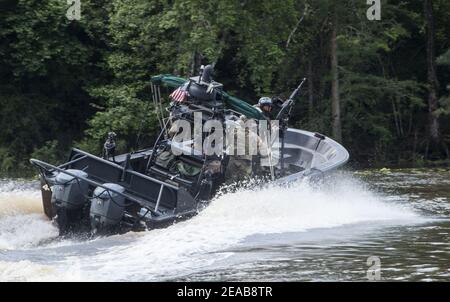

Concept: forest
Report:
left=1, top=0, right=450, bottom=177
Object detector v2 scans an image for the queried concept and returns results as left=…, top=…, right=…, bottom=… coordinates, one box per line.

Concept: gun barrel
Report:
left=288, top=78, right=307, bottom=101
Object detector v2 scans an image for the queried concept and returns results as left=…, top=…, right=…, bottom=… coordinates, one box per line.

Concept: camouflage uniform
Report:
left=224, top=118, right=267, bottom=182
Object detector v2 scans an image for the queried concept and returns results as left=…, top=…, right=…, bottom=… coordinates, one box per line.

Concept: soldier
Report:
left=254, top=97, right=273, bottom=120
left=254, top=96, right=285, bottom=120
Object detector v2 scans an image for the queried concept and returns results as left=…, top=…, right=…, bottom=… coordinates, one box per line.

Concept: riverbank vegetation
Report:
left=1, top=0, right=450, bottom=177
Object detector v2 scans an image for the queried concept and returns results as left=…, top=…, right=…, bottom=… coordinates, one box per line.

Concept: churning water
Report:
left=0, top=169, right=449, bottom=281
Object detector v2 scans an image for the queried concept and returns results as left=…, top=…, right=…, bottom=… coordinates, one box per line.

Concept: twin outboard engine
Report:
left=90, top=183, right=126, bottom=232
left=51, top=170, right=127, bottom=234
left=51, top=169, right=89, bottom=233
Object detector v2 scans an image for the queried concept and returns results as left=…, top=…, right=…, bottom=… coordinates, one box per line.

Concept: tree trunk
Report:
left=330, top=6, right=342, bottom=142
left=424, top=0, right=440, bottom=143
left=307, top=57, right=314, bottom=121
left=191, top=50, right=202, bottom=77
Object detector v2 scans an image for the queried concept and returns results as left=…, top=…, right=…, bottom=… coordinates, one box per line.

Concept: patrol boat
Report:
left=30, top=66, right=349, bottom=235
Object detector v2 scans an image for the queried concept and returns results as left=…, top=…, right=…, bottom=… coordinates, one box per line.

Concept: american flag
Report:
left=170, top=85, right=188, bottom=103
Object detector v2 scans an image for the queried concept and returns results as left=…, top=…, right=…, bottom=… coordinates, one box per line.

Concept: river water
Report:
left=0, top=168, right=449, bottom=281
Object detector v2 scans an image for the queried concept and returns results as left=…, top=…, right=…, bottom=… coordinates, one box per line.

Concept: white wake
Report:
left=0, top=174, right=419, bottom=281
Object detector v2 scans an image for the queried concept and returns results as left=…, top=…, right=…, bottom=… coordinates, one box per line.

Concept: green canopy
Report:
left=151, top=74, right=187, bottom=88
left=151, top=74, right=265, bottom=120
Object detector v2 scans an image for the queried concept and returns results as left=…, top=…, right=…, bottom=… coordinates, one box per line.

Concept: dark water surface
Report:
left=0, top=169, right=449, bottom=281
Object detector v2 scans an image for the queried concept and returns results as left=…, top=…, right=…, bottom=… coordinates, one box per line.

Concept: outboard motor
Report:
left=51, top=169, right=89, bottom=233
left=90, top=183, right=126, bottom=232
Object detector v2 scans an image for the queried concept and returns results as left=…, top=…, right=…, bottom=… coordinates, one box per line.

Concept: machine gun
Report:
left=276, top=78, right=307, bottom=124
left=277, top=78, right=307, bottom=175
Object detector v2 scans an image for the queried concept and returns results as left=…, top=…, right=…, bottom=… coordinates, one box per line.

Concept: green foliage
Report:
left=30, top=140, right=66, bottom=165
left=0, top=147, right=16, bottom=173
left=437, top=50, right=450, bottom=65
left=0, top=0, right=111, bottom=175
left=437, top=49, right=450, bottom=117
left=1, top=0, right=450, bottom=176
left=437, top=94, right=450, bottom=117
